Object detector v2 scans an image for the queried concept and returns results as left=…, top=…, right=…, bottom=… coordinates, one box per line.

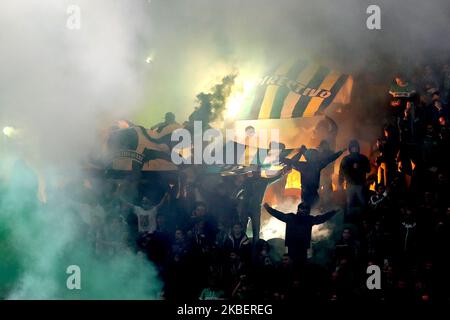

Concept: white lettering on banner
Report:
left=260, top=75, right=332, bottom=98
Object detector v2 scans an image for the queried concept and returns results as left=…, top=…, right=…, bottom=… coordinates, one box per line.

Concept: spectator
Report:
left=389, top=73, right=416, bottom=119
left=127, top=193, right=168, bottom=236
left=224, top=251, right=247, bottom=293
left=171, top=229, right=191, bottom=263
left=224, top=222, right=251, bottom=260
left=151, top=112, right=177, bottom=132
left=188, top=202, right=217, bottom=244
left=231, top=275, right=254, bottom=300
left=376, top=125, right=399, bottom=188
left=237, top=168, right=287, bottom=247
left=263, top=202, right=338, bottom=267
left=318, top=139, right=336, bottom=204
left=339, top=140, right=371, bottom=211
left=284, top=145, right=344, bottom=207
left=334, top=228, right=360, bottom=265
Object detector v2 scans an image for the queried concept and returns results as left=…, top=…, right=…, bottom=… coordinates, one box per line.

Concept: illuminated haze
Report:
left=0, top=0, right=160, bottom=299
left=0, top=0, right=449, bottom=298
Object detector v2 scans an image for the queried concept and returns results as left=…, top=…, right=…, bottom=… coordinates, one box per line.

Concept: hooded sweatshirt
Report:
left=339, top=140, right=370, bottom=186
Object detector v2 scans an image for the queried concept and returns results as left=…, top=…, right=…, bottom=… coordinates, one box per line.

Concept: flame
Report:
left=285, top=169, right=301, bottom=190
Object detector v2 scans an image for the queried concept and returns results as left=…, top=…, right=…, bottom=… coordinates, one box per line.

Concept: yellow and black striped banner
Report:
left=238, top=60, right=353, bottom=120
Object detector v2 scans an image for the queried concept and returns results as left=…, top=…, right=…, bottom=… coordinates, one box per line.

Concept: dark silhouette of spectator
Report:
left=376, top=125, right=399, bottom=188
left=263, top=202, right=338, bottom=267
left=284, top=145, right=343, bottom=207
left=237, top=168, right=288, bottom=247
left=223, top=251, right=247, bottom=294
left=339, top=140, right=371, bottom=212
left=151, top=112, right=177, bottom=132
left=334, top=228, right=360, bottom=265
left=224, top=222, right=251, bottom=261
left=389, top=73, right=417, bottom=119
left=318, top=139, right=336, bottom=204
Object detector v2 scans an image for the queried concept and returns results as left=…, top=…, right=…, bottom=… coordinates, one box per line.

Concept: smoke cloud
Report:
left=138, top=0, right=450, bottom=126
left=0, top=0, right=161, bottom=299
left=1, top=0, right=449, bottom=298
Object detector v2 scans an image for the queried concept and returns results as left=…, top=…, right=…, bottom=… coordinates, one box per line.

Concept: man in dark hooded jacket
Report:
left=263, top=202, right=338, bottom=267
left=339, top=140, right=371, bottom=209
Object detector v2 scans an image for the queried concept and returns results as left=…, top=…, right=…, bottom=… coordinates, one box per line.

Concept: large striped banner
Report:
left=222, top=60, right=353, bottom=151
left=237, top=59, right=353, bottom=121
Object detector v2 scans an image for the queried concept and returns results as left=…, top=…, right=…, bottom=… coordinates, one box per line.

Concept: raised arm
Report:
left=263, top=203, right=289, bottom=223
left=261, top=166, right=290, bottom=184
left=320, top=149, right=344, bottom=169
left=118, top=196, right=135, bottom=209
left=155, top=192, right=169, bottom=210
left=312, top=209, right=338, bottom=225
left=150, top=122, right=164, bottom=130
left=289, top=145, right=307, bottom=163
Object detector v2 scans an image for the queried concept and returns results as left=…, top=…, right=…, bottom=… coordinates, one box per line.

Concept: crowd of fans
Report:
left=78, top=61, right=450, bottom=302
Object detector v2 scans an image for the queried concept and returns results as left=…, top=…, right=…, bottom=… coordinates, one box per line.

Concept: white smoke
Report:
left=0, top=0, right=152, bottom=166
left=0, top=0, right=161, bottom=299
left=137, top=0, right=450, bottom=124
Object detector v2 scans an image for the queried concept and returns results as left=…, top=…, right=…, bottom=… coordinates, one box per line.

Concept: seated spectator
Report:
left=224, top=251, right=247, bottom=293
left=274, top=254, right=295, bottom=293
left=224, top=222, right=251, bottom=260
left=170, top=229, right=191, bottom=263
left=367, top=220, right=389, bottom=263
left=215, top=217, right=230, bottom=249
left=188, top=202, right=217, bottom=244
left=335, top=228, right=360, bottom=265
left=369, top=184, right=388, bottom=210
left=397, top=207, right=419, bottom=264
left=231, top=274, right=254, bottom=300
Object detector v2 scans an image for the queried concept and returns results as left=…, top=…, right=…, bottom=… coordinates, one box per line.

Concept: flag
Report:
left=218, top=59, right=352, bottom=185
left=107, top=124, right=179, bottom=174
left=237, top=59, right=353, bottom=121
left=229, top=59, right=353, bottom=150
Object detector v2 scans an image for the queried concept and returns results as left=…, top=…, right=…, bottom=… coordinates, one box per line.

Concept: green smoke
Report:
left=0, top=159, right=162, bottom=299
